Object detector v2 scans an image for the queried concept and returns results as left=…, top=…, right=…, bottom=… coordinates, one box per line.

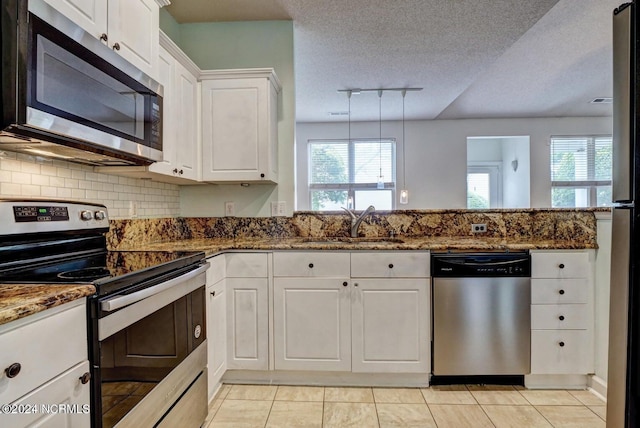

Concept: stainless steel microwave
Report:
left=0, top=0, right=163, bottom=166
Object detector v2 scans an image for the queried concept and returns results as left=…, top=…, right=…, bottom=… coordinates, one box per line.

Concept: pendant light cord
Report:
left=401, top=89, right=406, bottom=190
left=378, top=90, right=383, bottom=184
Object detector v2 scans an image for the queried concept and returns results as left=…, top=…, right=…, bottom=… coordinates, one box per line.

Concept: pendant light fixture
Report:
left=347, top=90, right=354, bottom=209
left=399, top=89, right=409, bottom=204
left=377, top=90, right=384, bottom=189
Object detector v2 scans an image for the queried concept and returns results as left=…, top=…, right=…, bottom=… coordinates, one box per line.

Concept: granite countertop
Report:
left=118, top=236, right=596, bottom=257
left=0, top=284, right=95, bottom=326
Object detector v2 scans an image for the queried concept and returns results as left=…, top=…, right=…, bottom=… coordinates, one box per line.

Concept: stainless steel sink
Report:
left=301, top=237, right=404, bottom=245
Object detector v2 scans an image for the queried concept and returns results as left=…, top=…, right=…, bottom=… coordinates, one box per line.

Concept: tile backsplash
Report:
left=0, top=151, right=180, bottom=218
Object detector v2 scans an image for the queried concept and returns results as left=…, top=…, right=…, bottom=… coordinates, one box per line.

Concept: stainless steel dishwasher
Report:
left=431, top=252, right=531, bottom=379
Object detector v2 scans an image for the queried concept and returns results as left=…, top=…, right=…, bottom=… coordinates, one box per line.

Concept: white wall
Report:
left=501, top=137, right=531, bottom=208
left=296, top=116, right=612, bottom=210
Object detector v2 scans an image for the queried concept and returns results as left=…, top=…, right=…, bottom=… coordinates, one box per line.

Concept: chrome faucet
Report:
left=342, top=205, right=375, bottom=238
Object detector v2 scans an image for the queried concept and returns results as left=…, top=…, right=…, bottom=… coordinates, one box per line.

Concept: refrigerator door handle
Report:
left=613, top=202, right=635, bottom=209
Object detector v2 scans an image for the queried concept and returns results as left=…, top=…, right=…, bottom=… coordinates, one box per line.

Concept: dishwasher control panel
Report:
left=431, top=252, right=531, bottom=277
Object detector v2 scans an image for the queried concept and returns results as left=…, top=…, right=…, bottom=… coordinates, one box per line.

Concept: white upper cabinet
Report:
left=97, top=33, right=200, bottom=184
left=201, top=69, right=281, bottom=183
left=44, top=0, right=160, bottom=80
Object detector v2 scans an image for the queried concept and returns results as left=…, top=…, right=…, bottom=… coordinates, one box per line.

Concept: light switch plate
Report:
left=271, top=201, right=286, bottom=216
left=224, top=201, right=235, bottom=216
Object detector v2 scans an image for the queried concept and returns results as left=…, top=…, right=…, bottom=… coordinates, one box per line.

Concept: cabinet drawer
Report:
left=531, top=279, right=589, bottom=304
left=530, top=330, right=592, bottom=374
left=531, top=304, right=589, bottom=329
left=0, top=302, right=87, bottom=404
left=206, top=254, right=226, bottom=285
left=531, top=252, right=590, bottom=278
left=226, top=253, right=268, bottom=277
left=7, top=361, right=91, bottom=427
left=351, top=252, right=430, bottom=278
left=273, top=252, right=350, bottom=277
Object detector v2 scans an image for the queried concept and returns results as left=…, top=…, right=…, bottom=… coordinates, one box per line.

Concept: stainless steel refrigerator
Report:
left=610, top=3, right=640, bottom=426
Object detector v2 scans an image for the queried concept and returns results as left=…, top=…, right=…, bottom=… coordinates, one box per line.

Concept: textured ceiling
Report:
left=166, top=0, right=619, bottom=122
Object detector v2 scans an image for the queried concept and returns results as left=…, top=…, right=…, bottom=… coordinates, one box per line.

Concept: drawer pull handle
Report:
left=342, top=282, right=348, bottom=287
left=388, top=263, right=394, bottom=269
left=308, top=263, right=314, bottom=268
left=559, top=289, right=565, bottom=295
left=79, top=372, right=91, bottom=384
left=112, top=42, right=121, bottom=51
left=100, top=33, right=108, bottom=42
left=559, top=263, right=565, bottom=269
left=210, top=291, right=216, bottom=297
left=559, top=341, right=565, bottom=347
left=5, top=363, right=21, bottom=378
left=559, top=315, right=565, bottom=321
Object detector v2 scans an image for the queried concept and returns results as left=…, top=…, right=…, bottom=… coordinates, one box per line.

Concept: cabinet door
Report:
left=351, top=279, right=430, bottom=373
left=174, top=60, right=199, bottom=180
left=44, top=0, right=108, bottom=40
left=201, top=78, right=275, bottom=182
left=149, top=46, right=176, bottom=177
left=6, top=362, right=91, bottom=428
left=273, top=278, right=351, bottom=371
left=108, top=0, right=159, bottom=79
left=207, top=279, right=226, bottom=401
left=226, top=278, right=269, bottom=370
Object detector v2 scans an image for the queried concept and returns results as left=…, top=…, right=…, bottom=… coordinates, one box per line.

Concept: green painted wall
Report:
left=159, top=17, right=295, bottom=217
left=159, top=9, right=181, bottom=44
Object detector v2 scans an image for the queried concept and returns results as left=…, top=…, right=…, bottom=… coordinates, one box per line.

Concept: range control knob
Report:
left=80, top=210, right=93, bottom=221
left=94, top=210, right=106, bottom=221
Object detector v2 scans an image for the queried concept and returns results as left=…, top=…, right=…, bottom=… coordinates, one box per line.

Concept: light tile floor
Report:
left=204, top=384, right=606, bottom=428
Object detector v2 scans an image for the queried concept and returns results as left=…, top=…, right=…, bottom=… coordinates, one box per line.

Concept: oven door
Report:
left=90, top=263, right=208, bottom=428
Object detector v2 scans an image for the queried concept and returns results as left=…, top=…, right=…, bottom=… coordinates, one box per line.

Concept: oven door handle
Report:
left=101, top=264, right=209, bottom=312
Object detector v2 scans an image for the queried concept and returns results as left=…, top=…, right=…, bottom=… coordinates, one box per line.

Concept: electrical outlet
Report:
left=271, top=201, right=287, bottom=216
left=129, top=200, right=138, bottom=218
left=224, top=201, right=235, bottom=217
left=471, top=223, right=487, bottom=233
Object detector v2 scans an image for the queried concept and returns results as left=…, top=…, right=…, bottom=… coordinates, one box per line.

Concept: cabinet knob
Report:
left=179, top=169, right=184, bottom=175
left=100, top=33, right=108, bottom=42
left=388, top=263, right=394, bottom=269
left=354, top=283, right=359, bottom=287
left=342, top=282, right=348, bottom=287
left=5, top=362, right=21, bottom=378
left=112, top=42, right=121, bottom=51
left=260, top=173, right=265, bottom=178
left=308, top=263, right=314, bottom=268
left=173, top=168, right=178, bottom=174
left=210, top=291, right=216, bottom=296
left=79, top=372, right=91, bottom=385
left=559, top=289, right=565, bottom=295
left=559, top=341, right=565, bottom=347
left=559, top=315, right=565, bottom=321
left=558, top=263, right=565, bottom=269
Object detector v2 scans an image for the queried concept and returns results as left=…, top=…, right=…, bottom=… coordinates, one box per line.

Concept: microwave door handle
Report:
left=101, top=264, right=209, bottom=312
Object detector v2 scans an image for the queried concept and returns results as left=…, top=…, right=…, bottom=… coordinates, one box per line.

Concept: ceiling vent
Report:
left=590, top=97, right=613, bottom=104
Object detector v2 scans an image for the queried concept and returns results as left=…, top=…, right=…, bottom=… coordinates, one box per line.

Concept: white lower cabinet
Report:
left=0, top=300, right=90, bottom=428
left=529, top=250, right=594, bottom=378
left=205, top=254, right=226, bottom=400
left=225, top=253, right=270, bottom=371
left=273, top=278, right=351, bottom=371
left=351, top=279, right=429, bottom=373
left=273, top=251, right=430, bottom=374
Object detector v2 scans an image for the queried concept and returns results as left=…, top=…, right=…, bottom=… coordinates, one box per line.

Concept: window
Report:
left=550, top=136, right=612, bottom=207
left=308, top=139, right=396, bottom=211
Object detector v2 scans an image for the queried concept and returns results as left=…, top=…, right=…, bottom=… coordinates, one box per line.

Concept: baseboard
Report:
left=222, top=370, right=430, bottom=388
left=524, top=374, right=588, bottom=389
left=588, top=375, right=607, bottom=402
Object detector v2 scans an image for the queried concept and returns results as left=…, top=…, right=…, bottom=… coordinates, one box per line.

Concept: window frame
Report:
left=550, top=135, right=612, bottom=208
left=307, top=138, right=397, bottom=211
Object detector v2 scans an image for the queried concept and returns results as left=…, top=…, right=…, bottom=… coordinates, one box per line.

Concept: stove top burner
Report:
left=57, top=267, right=112, bottom=281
